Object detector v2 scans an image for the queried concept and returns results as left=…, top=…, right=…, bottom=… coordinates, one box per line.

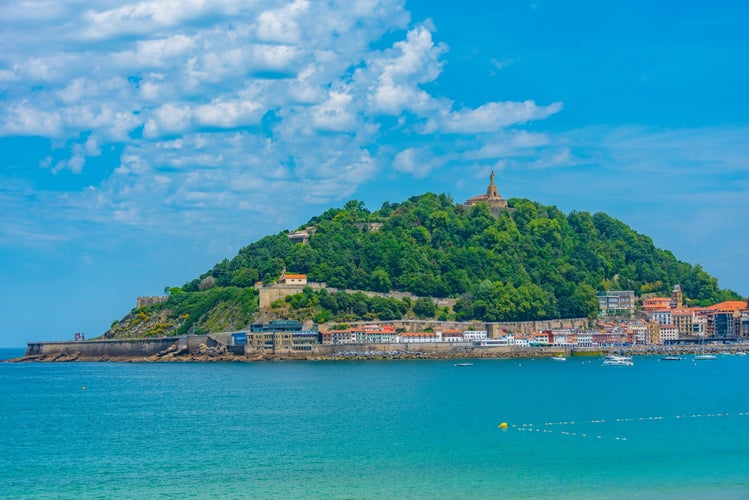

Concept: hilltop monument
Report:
left=464, top=170, right=508, bottom=215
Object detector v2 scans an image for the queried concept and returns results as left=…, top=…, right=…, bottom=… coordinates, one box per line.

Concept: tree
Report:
left=413, top=298, right=436, bottom=318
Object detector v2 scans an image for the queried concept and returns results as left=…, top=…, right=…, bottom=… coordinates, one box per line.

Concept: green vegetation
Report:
left=106, top=287, right=258, bottom=338
left=108, top=193, right=741, bottom=338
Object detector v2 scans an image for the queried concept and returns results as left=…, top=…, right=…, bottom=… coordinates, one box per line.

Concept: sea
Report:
left=2, top=347, right=749, bottom=499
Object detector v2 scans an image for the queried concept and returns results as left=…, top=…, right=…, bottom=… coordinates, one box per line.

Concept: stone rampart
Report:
left=136, top=296, right=168, bottom=309
left=26, top=337, right=180, bottom=358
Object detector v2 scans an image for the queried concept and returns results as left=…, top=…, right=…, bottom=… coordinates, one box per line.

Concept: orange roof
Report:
left=706, top=301, right=747, bottom=311
left=284, top=273, right=307, bottom=279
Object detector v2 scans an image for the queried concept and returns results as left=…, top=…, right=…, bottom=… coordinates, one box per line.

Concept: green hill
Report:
left=104, top=193, right=740, bottom=338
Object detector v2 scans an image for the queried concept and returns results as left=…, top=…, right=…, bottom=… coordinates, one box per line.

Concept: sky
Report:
left=1, top=0, right=747, bottom=347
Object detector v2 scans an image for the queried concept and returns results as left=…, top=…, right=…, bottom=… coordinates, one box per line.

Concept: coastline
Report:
left=6, top=343, right=744, bottom=363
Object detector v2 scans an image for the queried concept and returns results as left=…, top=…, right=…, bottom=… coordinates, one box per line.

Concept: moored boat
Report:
left=603, top=358, right=634, bottom=366
left=694, top=354, right=718, bottom=361
left=660, top=355, right=681, bottom=361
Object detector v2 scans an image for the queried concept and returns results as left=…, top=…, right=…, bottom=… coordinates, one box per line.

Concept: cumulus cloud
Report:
left=427, top=100, right=563, bottom=134
left=0, top=0, right=565, bottom=249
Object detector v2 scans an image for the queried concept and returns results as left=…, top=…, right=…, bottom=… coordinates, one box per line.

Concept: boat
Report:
left=694, top=339, right=717, bottom=360
left=454, top=363, right=474, bottom=367
left=694, top=353, right=717, bottom=361
left=603, top=357, right=634, bottom=366
left=603, top=352, right=634, bottom=366
left=550, top=355, right=567, bottom=362
left=660, top=355, right=681, bottom=361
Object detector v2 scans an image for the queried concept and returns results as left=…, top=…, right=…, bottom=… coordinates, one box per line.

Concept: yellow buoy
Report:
left=498, top=422, right=508, bottom=429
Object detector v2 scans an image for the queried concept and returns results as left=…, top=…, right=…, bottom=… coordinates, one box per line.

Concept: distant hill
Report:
left=104, top=192, right=741, bottom=339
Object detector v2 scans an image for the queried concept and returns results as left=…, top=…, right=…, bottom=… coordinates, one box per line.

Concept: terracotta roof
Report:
left=284, top=273, right=307, bottom=279
left=706, top=301, right=747, bottom=311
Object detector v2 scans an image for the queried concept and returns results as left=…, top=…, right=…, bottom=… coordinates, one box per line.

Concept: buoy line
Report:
left=499, top=411, right=749, bottom=441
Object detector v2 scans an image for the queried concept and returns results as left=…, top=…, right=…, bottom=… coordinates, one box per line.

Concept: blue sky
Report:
left=1, top=0, right=747, bottom=347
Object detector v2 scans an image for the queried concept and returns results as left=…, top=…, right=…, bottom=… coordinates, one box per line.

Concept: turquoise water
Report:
left=2, top=355, right=749, bottom=499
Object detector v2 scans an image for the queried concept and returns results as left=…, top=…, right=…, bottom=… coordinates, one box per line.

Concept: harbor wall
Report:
left=26, top=338, right=182, bottom=358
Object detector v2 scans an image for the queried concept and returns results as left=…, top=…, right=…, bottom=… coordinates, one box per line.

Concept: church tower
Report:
left=486, top=170, right=500, bottom=199
left=463, top=170, right=508, bottom=213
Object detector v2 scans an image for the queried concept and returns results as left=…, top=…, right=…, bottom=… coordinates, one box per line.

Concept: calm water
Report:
left=2, top=353, right=749, bottom=499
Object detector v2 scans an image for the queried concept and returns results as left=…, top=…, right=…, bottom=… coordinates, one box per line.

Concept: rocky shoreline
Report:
left=8, top=343, right=745, bottom=363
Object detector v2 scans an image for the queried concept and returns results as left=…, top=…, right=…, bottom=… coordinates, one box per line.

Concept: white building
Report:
left=660, top=324, right=679, bottom=343
left=651, top=310, right=672, bottom=326
left=462, top=330, right=488, bottom=341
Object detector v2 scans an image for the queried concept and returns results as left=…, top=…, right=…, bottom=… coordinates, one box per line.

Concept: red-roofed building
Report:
left=280, top=271, right=307, bottom=285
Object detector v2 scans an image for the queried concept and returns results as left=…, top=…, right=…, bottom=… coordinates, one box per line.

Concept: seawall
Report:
left=24, top=337, right=186, bottom=360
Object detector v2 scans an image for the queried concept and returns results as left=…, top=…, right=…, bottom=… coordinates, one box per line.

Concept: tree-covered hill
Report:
left=105, top=193, right=741, bottom=338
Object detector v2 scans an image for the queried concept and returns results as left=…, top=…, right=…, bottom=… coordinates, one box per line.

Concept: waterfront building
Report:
left=671, top=309, right=695, bottom=338
left=626, top=321, right=647, bottom=345
left=438, top=329, right=464, bottom=342
left=512, top=335, right=530, bottom=347
left=646, top=320, right=661, bottom=345
left=659, top=324, right=679, bottom=344
left=399, top=332, right=439, bottom=343
left=292, top=331, right=318, bottom=351
left=576, top=331, right=594, bottom=348
left=320, top=328, right=358, bottom=345
left=462, top=330, right=488, bottom=341
left=597, top=290, right=635, bottom=317
left=592, top=331, right=627, bottom=346
left=693, top=316, right=707, bottom=337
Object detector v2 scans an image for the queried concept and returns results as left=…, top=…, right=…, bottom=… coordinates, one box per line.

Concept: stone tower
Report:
left=671, top=284, right=683, bottom=309
left=486, top=170, right=500, bottom=198
left=464, top=171, right=508, bottom=213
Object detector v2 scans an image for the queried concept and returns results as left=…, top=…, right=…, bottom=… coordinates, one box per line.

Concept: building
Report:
left=643, top=297, right=672, bottom=314
left=597, top=290, right=635, bottom=317
left=462, top=330, right=488, bottom=342
left=651, top=310, right=672, bottom=326
left=671, top=309, right=695, bottom=338
left=670, top=284, right=683, bottom=309
left=627, top=321, right=647, bottom=345
left=464, top=171, right=508, bottom=213
left=646, top=320, right=661, bottom=345
left=399, top=332, right=439, bottom=343
left=659, top=324, right=679, bottom=344
left=439, top=329, right=465, bottom=342
left=280, top=271, right=307, bottom=285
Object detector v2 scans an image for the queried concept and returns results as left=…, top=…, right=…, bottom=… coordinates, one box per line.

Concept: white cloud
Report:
left=256, top=0, right=309, bottom=44
left=393, top=147, right=442, bottom=178
left=194, top=99, right=264, bottom=128
left=1, top=0, right=568, bottom=251
left=312, top=91, right=356, bottom=131
left=428, top=100, right=563, bottom=134
left=362, top=24, right=448, bottom=115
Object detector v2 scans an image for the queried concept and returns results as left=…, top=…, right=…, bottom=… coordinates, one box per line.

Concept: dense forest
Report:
left=108, top=193, right=740, bottom=338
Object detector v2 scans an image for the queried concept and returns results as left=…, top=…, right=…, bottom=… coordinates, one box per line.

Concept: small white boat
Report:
left=550, top=355, right=567, bottom=362
left=603, top=354, right=634, bottom=366
left=660, top=355, right=681, bottom=361
left=454, top=363, right=474, bottom=367
left=694, top=354, right=717, bottom=361
left=603, top=358, right=634, bottom=366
